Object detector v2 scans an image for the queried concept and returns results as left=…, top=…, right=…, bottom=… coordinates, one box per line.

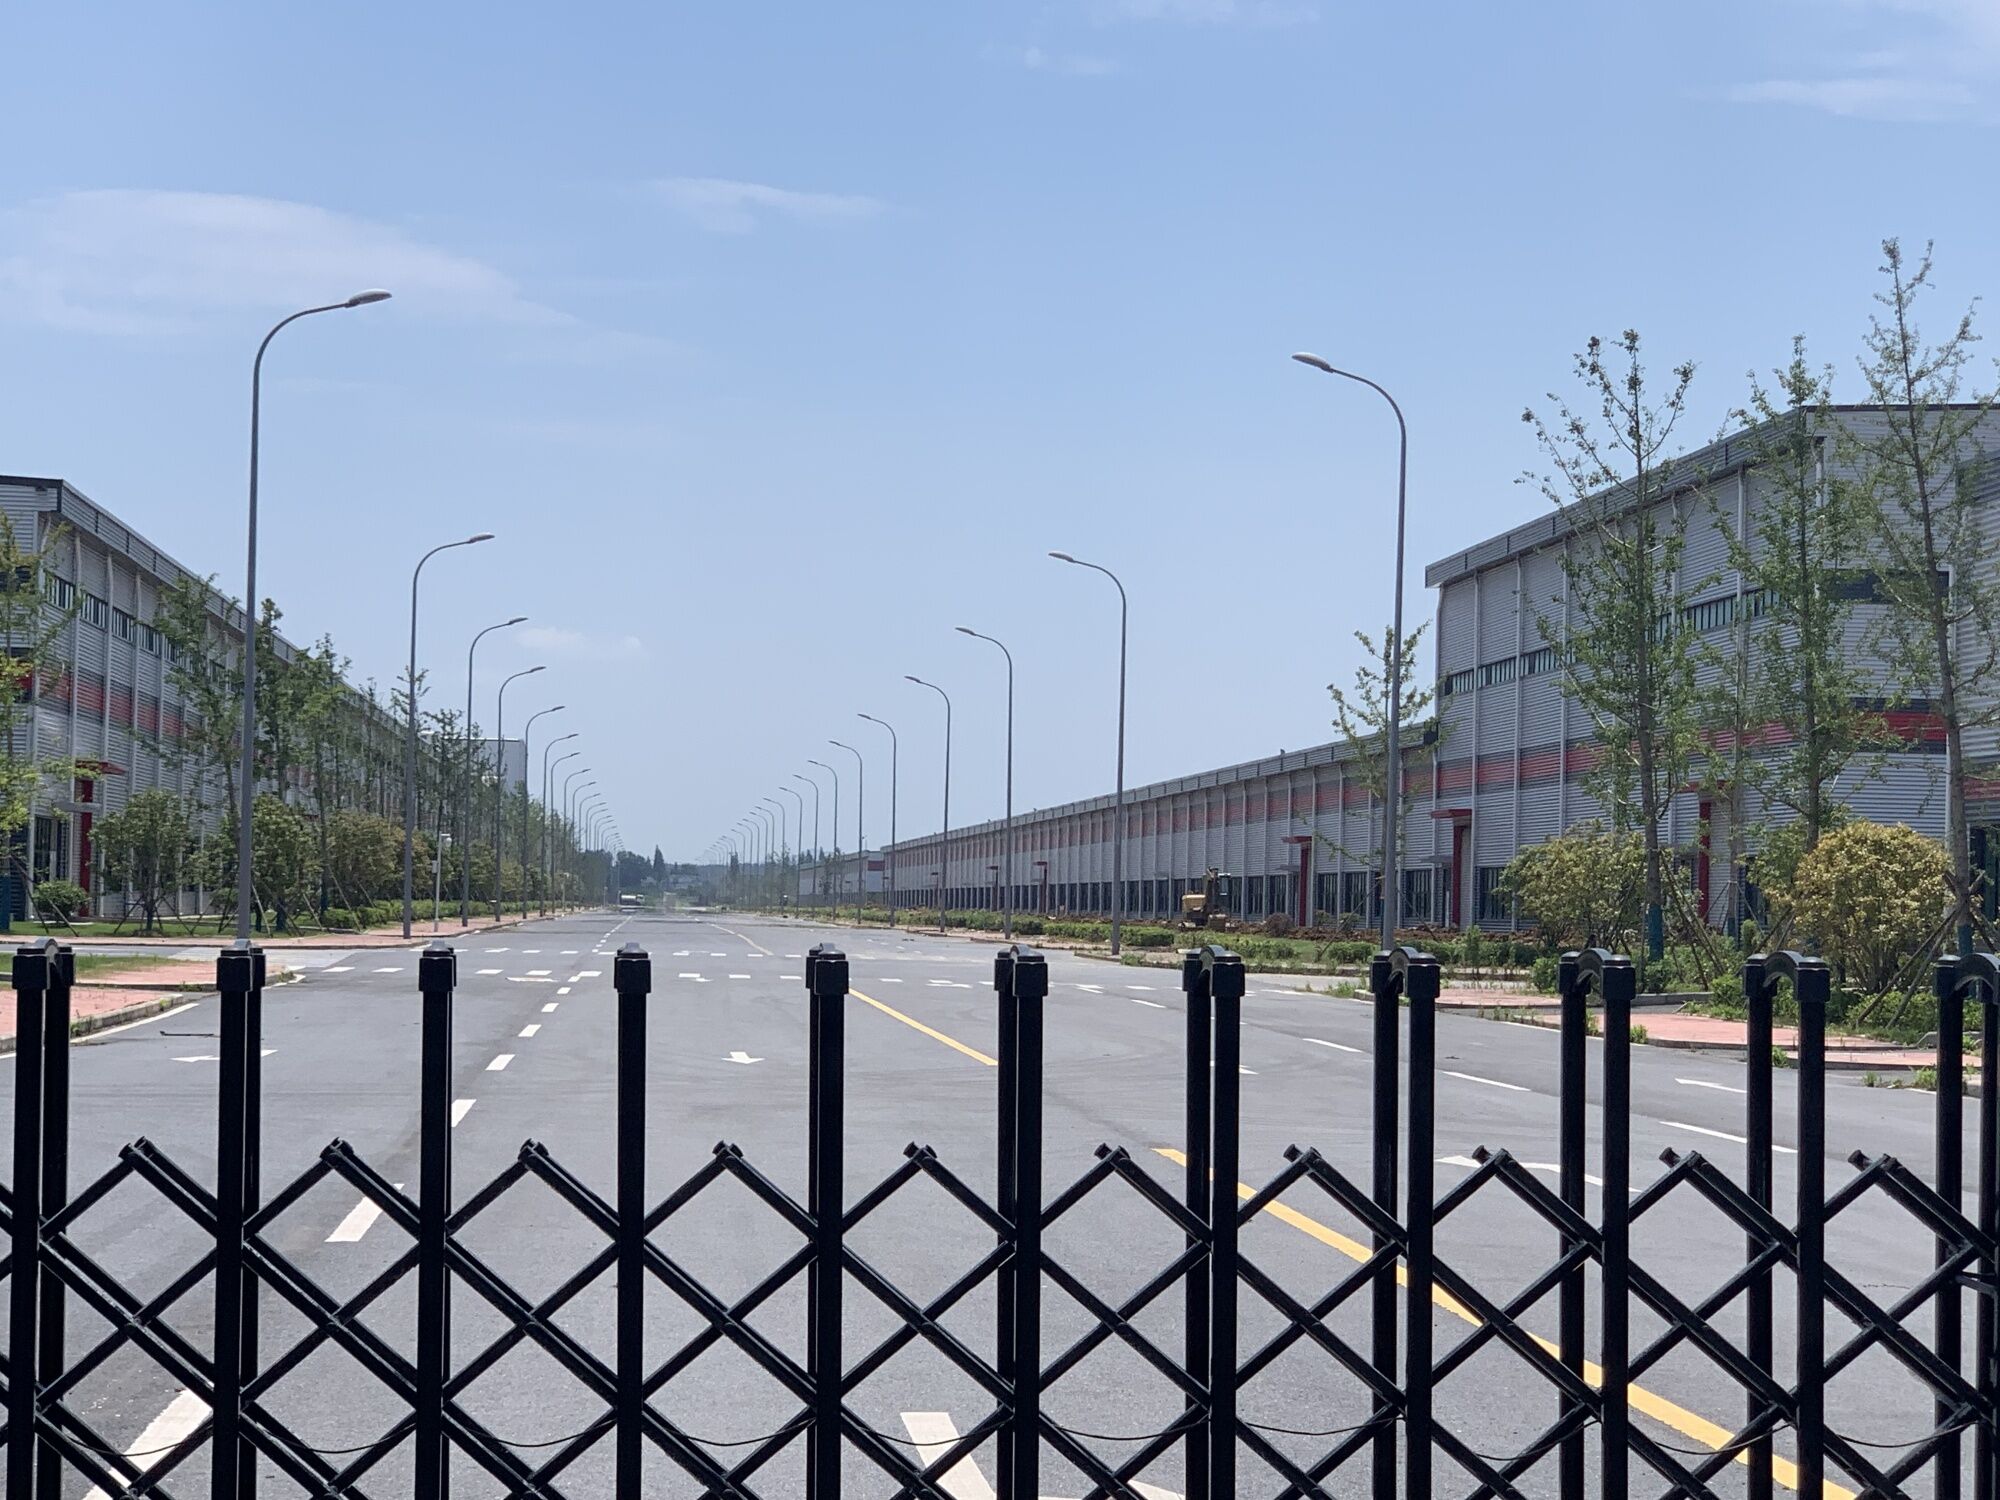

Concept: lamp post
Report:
left=1049, top=552, right=1127, bottom=954
left=236, top=288, right=393, bottom=942
left=519, top=708, right=564, bottom=915
left=830, top=740, right=865, bottom=908
left=807, top=758, right=840, bottom=914
left=762, top=797, right=787, bottom=907
left=956, top=627, right=1015, bottom=940
left=779, top=784, right=805, bottom=900
left=905, top=676, right=952, bottom=931
left=492, top=668, right=544, bottom=919
left=542, top=741, right=579, bottom=915
left=857, top=714, right=898, bottom=912
left=563, top=772, right=594, bottom=892
left=1293, top=352, right=1410, bottom=950
left=402, top=532, right=495, bottom=937
left=793, top=773, right=823, bottom=903
left=462, top=616, right=526, bottom=925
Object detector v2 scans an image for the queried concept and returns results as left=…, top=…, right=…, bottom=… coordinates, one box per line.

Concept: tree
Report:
left=1841, top=240, right=2000, bottom=952
left=1324, top=621, right=1436, bottom=880
left=1524, top=332, right=1711, bottom=964
left=1501, top=822, right=1647, bottom=952
left=93, top=789, right=195, bottom=934
left=325, top=809, right=402, bottom=908
left=152, top=573, right=243, bottom=815
left=0, top=515, right=82, bottom=904
left=1706, top=341, right=1882, bottom=913
left=250, top=794, right=319, bottom=933
left=1789, top=821, right=1949, bottom=994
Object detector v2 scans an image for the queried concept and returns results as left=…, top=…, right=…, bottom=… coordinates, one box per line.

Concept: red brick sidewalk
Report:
left=0, top=958, right=294, bottom=1050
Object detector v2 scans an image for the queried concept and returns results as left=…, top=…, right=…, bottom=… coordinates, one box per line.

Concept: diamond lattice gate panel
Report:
left=1, top=933, right=1996, bottom=1499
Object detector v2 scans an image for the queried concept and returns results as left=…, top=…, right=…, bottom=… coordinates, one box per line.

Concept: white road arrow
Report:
left=726, top=1050, right=763, bottom=1065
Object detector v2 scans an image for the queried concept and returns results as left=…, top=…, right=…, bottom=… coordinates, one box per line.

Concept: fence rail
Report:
left=1, top=932, right=1996, bottom=1499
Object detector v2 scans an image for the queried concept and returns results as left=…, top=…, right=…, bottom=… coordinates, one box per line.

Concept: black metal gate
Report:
left=3, top=935, right=1996, bottom=1498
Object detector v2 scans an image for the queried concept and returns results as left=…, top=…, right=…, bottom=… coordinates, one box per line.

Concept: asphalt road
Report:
left=0, top=908, right=1983, bottom=1499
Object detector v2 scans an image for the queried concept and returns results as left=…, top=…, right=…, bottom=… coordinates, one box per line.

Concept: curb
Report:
left=0, top=994, right=187, bottom=1057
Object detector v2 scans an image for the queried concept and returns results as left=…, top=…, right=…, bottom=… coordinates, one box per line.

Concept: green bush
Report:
left=34, top=879, right=88, bottom=922
left=1127, top=929, right=1175, bottom=949
left=1530, top=955, right=1559, bottom=994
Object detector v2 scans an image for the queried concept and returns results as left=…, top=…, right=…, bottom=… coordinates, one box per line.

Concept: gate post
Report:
left=806, top=943, right=850, bottom=1500
left=1202, top=945, right=1245, bottom=1500
left=1005, top=946, right=1049, bottom=1498
left=1182, top=951, right=1212, bottom=1500
left=1954, top=952, right=2000, bottom=1500
left=1556, top=951, right=1588, bottom=1500
left=1765, top=951, right=1829, bottom=1500
left=1366, top=950, right=1400, bottom=1500
left=1587, top=948, right=1636, bottom=1500
left=613, top=943, right=653, bottom=1499
left=414, top=941, right=457, bottom=1500
left=994, top=948, right=1019, bottom=1500
left=212, top=939, right=264, bottom=1500
left=8, top=940, right=61, bottom=1500
left=1391, top=944, right=1440, bottom=1500
left=1932, top=956, right=1965, bottom=1500
left=35, top=942, right=73, bottom=1500
left=1742, top=954, right=1777, bottom=1500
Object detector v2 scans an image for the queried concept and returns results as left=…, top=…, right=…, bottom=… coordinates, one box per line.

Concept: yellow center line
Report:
left=851, top=989, right=998, bottom=1067
left=1154, top=1149, right=1850, bottom=1499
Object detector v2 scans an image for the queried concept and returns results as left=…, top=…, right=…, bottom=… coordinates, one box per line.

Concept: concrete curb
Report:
left=0, top=972, right=305, bottom=1057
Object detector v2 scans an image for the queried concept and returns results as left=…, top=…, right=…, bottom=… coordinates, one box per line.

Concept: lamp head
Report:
left=1048, top=551, right=1075, bottom=563
left=955, top=626, right=976, bottom=637
left=1292, top=352, right=1335, bottom=373
left=505, top=615, right=527, bottom=626
left=466, top=532, right=495, bottom=545
left=345, top=289, right=393, bottom=307
left=904, top=674, right=922, bottom=684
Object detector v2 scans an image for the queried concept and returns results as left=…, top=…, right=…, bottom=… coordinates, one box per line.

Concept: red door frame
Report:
left=1449, top=820, right=1470, bottom=929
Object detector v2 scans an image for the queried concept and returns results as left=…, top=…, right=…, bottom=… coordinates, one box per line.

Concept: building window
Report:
left=1246, top=875, right=1265, bottom=916
left=42, top=574, right=75, bottom=610
left=1441, top=667, right=1475, bottom=698
left=1402, top=867, right=1433, bottom=924
left=79, top=592, right=109, bottom=629
left=1340, top=870, right=1375, bottom=924
left=1474, top=866, right=1511, bottom=925
left=113, top=608, right=138, bottom=644
left=1521, top=645, right=1558, bottom=677
left=1476, top=656, right=1517, bottom=689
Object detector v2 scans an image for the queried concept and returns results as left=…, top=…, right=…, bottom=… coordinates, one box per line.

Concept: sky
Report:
left=4, top=0, right=1999, bottom=863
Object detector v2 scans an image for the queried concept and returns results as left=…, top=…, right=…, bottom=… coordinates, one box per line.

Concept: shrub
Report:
left=1128, top=929, right=1175, bottom=949
left=1502, top=822, right=1648, bottom=951
left=1789, top=822, right=1949, bottom=993
left=1262, top=913, right=1297, bottom=937
left=1629, top=1023, right=1650, bottom=1044
left=1530, top=954, right=1560, bottom=994
left=34, top=878, right=88, bottom=922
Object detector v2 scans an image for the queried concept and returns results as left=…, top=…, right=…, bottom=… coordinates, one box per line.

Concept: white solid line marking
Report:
left=487, top=1054, right=514, bottom=1072
left=80, top=1389, right=210, bottom=1500
left=1305, top=1037, right=1365, bottom=1054
left=60, top=1000, right=200, bottom=1044
left=898, top=1413, right=996, bottom=1500
left=477, top=968, right=502, bottom=976
left=1443, top=1069, right=1530, bottom=1093
left=326, top=1182, right=404, bottom=1243
left=1677, top=1077, right=1748, bottom=1096
left=372, top=966, right=403, bottom=974
left=519, top=1024, right=541, bottom=1038
left=324, top=965, right=354, bottom=973
left=451, top=1099, right=476, bottom=1126
left=1438, top=1153, right=1608, bottom=1189
left=1130, top=998, right=1167, bottom=1009
left=542, top=1002, right=559, bottom=1012
left=1663, top=1120, right=1798, bottom=1154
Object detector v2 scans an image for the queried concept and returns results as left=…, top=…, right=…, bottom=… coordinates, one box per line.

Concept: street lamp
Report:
left=956, top=627, right=1015, bottom=940
left=857, top=714, right=898, bottom=912
left=235, top=288, right=393, bottom=941
left=829, top=740, right=865, bottom=908
left=519, top=707, right=564, bottom=915
left=564, top=773, right=594, bottom=891
left=492, top=668, right=544, bottom=919
left=779, top=785, right=806, bottom=894
left=1293, top=352, right=1410, bottom=949
left=807, top=757, right=841, bottom=913
left=1049, top=552, right=1128, bottom=954
left=543, top=740, right=579, bottom=915
left=793, top=772, right=823, bottom=903
left=462, top=616, right=526, bottom=925
left=402, top=532, right=495, bottom=937
left=761, top=797, right=787, bottom=906
left=556, top=766, right=590, bottom=905
left=905, top=676, right=952, bottom=930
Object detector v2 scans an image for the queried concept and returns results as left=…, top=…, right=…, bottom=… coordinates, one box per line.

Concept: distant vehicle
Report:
left=618, top=893, right=642, bottom=908
left=1178, top=868, right=1235, bottom=930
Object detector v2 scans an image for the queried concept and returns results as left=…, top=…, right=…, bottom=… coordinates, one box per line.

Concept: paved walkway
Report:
left=0, top=957, right=299, bottom=1051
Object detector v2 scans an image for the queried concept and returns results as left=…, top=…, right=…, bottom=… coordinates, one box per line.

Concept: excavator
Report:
left=1178, top=868, right=1236, bottom=930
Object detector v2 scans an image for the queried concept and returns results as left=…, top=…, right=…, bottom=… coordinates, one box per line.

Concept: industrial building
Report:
left=868, top=407, right=2000, bottom=929
left=2, top=474, right=425, bottom=920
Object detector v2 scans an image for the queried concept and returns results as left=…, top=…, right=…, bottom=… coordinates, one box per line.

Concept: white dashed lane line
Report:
left=1665, top=1120, right=1798, bottom=1154
left=519, top=1024, right=541, bottom=1038
left=1130, top=998, right=1166, bottom=1009
left=326, top=1184, right=403, bottom=1243
left=1443, top=1069, right=1530, bottom=1093
left=372, top=967, right=403, bottom=974
left=477, top=968, right=502, bottom=976
left=527, top=969, right=552, bottom=976
left=1677, top=1077, right=1747, bottom=1096
left=729, top=973, right=752, bottom=980
left=324, top=966, right=354, bottom=974
left=451, top=1098, right=476, bottom=1126
left=542, top=1002, right=559, bottom=1012
left=556, top=986, right=572, bottom=996
left=1305, top=1037, right=1365, bottom=1055
left=487, top=1054, right=515, bottom=1072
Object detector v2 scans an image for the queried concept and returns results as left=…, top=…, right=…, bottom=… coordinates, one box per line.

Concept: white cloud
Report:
left=645, top=177, right=884, bottom=235
left=517, top=625, right=647, bottom=661
left=0, top=189, right=560, bottom=334
left=1017, top=45, right=1122, bottom=75
left=1734, top=0, right=2000, bottom=121
left=1092, top=0, right=1316, bottom=24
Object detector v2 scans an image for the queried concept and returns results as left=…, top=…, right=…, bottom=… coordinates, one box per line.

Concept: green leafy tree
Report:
left=249, top=794, right=319, bottom=933
left=325, top=809, right=402, bottom=907
left=1841, top=240, right=2000, bottom=949
left=1789, top=821, right=1949, bottom=994
left=1324, top=621, right=1436, bottom=875
left=93, top=789, right=195, bottom=934
left=1501, top=821, right=1647, bottom=951
left=1524, top=331, right=1711, bottom=963
left=152, top=573, right=244, bottom=815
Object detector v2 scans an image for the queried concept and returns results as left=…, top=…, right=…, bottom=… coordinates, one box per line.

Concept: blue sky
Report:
left=4, top=0, right=1996, bottom=862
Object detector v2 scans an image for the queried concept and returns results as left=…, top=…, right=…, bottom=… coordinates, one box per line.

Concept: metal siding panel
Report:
left=1439, top=580, right=1476, bottom=671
